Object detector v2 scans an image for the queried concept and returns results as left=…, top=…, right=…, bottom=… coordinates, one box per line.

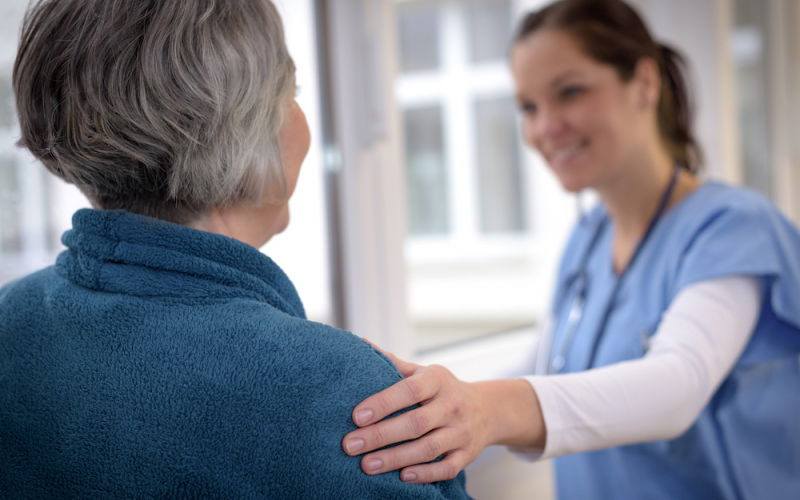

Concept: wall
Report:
left=637, top=0, right=740, bottom=183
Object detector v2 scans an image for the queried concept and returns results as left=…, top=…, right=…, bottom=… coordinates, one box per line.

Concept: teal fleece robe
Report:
left=0, top=209, right=472, bottom=500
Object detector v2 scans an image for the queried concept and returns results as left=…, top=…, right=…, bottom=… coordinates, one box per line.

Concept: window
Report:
left=730, top=0, right=800, bottom=222
left=466, top=1, right=513, bottom=63
left=404, top=105, right=450, bottom=235
left=475, top=96, right=526, bottom=233
left=395, top=0, right=574, bottom=351
left=732, top=0, right=772, bottom=198
left=398, top=5, right=441, bottom=72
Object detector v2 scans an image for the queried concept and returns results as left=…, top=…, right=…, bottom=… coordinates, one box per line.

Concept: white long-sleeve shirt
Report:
left=511, top=275, right=761, bottom=461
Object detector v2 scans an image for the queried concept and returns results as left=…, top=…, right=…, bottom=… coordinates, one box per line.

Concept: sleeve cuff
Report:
left=507, top=375, right=563, bottom=462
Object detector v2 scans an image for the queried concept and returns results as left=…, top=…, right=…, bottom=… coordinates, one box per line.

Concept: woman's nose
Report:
left=524, top=105, right=567, bottom=147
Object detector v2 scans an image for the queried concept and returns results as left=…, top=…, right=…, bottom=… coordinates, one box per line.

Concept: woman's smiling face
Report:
left=511, top=28, right=653, bottom=193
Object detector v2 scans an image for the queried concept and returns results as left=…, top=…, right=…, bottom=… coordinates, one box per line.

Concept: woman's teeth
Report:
left=551, top=141, right=586, bottom=163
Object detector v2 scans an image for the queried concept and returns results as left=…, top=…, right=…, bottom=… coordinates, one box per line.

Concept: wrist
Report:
left=474, top=379, right=546, bottom=449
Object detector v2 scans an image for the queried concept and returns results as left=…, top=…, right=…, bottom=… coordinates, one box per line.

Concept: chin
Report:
left=549, top=158, right=610, bottom=194
left=558, top=178, right=585, bottom=193
left=550, top=169, right=592, bottom=193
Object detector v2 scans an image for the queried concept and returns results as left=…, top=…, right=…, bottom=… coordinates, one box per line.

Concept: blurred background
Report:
left=1, top=0, right=799, bottom=498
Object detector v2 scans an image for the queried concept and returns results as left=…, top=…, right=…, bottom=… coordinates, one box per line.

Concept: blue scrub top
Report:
left=548, top=182, right=800, bottom=500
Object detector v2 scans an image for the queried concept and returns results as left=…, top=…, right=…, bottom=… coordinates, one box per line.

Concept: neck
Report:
left=187, top=202, right=289, bottom=249
left=596, top=145, right=699, bottom=274
left=597, top=147, right=676, bottom=239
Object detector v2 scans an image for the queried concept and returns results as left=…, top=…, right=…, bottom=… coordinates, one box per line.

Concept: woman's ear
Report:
left=632, top=57, right=661, bottom=110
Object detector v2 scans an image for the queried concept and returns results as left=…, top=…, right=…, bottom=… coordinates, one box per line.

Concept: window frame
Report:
left=395, top=0, right=528, bottom=248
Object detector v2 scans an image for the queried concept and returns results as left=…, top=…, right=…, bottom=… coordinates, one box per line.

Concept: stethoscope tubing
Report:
left=546, top=167, right=681, bottom=374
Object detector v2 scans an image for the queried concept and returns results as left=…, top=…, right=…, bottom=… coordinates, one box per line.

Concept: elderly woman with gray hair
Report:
left=0, top=1, right=471, bottom=498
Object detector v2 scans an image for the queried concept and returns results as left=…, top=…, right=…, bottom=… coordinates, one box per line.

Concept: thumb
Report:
left=361, top=337, right=421, bottom=377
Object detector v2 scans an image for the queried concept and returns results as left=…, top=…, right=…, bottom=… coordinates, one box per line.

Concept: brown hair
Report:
left=515, top=0, right=701, bottom=172
left=14, top=0, right=295, bottom=224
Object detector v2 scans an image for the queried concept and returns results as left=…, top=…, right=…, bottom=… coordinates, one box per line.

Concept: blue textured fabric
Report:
left=548, top=182, right=800, bottom=500
left=0, top=209, right=472, bottom=500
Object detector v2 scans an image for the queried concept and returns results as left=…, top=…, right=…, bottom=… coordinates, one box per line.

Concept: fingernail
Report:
left=402, top=472, right=418, bottom=482
left=346, top=438, right=364, bottom=454
left=366, top=458, right=383, bottom=472
left=355, top=409, right=373, bottom=425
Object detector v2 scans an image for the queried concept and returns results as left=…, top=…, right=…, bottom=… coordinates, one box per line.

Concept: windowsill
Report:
left=412, top=325, right=539, bottom=382
left=405, top=234, right=538, bottom=266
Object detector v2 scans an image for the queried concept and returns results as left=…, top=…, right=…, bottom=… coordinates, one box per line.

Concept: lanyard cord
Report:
left=547, top=221, right=607, bottom=374
left=583, top=167, right=681, bottom=369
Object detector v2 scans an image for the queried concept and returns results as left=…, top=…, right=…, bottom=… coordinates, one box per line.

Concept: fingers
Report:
left=360, top=338, right=420, bottom=377
left=350, top=367, right=442, bottom=428
left=385, top=354, right=421, bottom=378
left=341, top=364, right=484, bottom=485
left=360, top=337, right=381, bottom=350
left=345, top=398, right=450, bottom=456
left=400, top=450, right=472, bottom=484
left=358, top=426, right=467, bottom=478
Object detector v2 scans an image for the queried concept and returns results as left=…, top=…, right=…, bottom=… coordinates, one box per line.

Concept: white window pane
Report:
left=41, top=171, right=58, bottom=251
left=0, top=76, right=15, bottom=129
left=404, top=105, right=449, bottom=235
left=0, top=156, right=21, bottom=254
left=397, top=0, right=549, bottom=353
left=466, top=0, right=512, bottom=64
left=475, top=96, right=526, bottom=233
left=732, top=0, right=773, bottom=199
left=398, top=5, right=440, bottom=73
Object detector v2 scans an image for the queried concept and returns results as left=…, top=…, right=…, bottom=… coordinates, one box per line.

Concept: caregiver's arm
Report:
left=342, top=276, right=761, bottom=483
left=515, top=275, right=760, bottom=459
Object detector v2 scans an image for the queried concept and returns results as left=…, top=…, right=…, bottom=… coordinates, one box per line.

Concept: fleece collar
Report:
left=56, top=209, right=305, bottom=319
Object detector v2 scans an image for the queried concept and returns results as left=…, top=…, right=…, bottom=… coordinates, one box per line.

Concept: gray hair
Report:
left=14, top=0, right=296, bottom=224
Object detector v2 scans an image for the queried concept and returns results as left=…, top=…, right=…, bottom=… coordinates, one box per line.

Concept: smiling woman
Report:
left=511, top=11, right=700, bottom=195
left=513, top=29, right=655, bottom=192
left=509, top=22, right=701, bottom=273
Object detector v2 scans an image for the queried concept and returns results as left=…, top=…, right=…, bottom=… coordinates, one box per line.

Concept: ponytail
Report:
left=658, top=44, right=701, bottom=172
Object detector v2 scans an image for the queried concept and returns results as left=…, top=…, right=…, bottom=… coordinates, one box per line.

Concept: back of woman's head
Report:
left=14, top=0, right=295, bottom=224
left=516, top=0, right=701, bottom=172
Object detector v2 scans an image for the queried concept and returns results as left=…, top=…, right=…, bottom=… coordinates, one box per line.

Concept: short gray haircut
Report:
left=14, top=0, right=296, bottom=224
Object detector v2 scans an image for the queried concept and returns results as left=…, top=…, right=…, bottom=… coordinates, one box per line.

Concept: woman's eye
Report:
left=561, top=86, right=584, bottom=99
left=519, top=102, right=537, bottom=115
